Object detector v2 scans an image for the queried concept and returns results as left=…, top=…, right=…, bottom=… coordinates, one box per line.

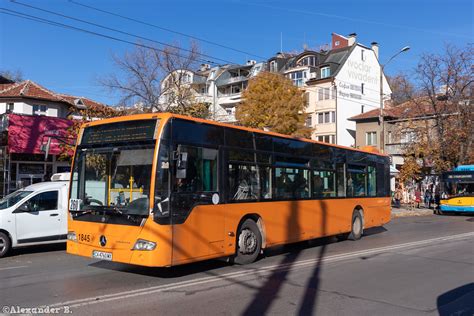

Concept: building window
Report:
left=318, top=87, right=332, bottom=101
left=305, top=115, right=312, bottom=127
left=361, top=50, right=365, bottom=61
left=401, top=131, right=417, bottom=143
left=366, top=131, right=377, bottom=145
left=6, top=102, right=14, bottom=112
left=387, top=131, right=392, bottom=144
left=361, top=105, right=365, bottom=113
left=299, top=56, right=316, bottom=67
left=288, top=70, right=307, bottom=87
left=231, top=85, right=241, bottom=94
left=335, top=40, right=340, bottom=47
left=317, top=135, right=336, bottom=144
left=270, top=61, right=277, bottom=72
left=33, top=105, right=47, bottom=116
left=361, top=83, right=365, bottom=94
left=324, top=87, right=330, bottom=99
left=321, top=67, right=331, bottom=78
left=317, top=111, right=336, bottom=124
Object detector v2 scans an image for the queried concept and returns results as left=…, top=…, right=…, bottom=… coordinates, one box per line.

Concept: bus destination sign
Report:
left=81, top=120, right=159, bottom=145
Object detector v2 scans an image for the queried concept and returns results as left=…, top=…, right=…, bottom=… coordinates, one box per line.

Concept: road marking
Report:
left=0, top=265, right=28, bottom=271
left=45, top=231, right=474, bottom=309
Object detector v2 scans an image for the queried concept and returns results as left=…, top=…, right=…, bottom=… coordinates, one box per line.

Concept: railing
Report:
left=384, top=143, right=405, bottom=155
left=216, top=76, right=247, bottom=86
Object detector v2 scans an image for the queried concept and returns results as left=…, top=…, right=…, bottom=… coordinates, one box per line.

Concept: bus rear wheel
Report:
left=234, top=219, right=262, bottom=265
left=348, top=210, right=364, bottom=241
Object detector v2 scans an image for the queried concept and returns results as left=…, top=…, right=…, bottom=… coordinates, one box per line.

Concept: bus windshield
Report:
left=442, top=182, right=474, bottom=197
left=70, top=144, right=155, bottom=220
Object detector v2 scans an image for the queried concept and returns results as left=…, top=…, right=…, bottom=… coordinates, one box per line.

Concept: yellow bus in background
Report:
left=439, top=165, right=474, bottom=214
left=67, top=113, right=391, bottom=267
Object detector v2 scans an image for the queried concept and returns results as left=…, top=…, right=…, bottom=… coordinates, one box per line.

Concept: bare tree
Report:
left=400, top=44, right=473, bottom=177
left=0, top=69, right=24, bottom=82
left=387, top=73, right=416, bottom=106
left=100, top=41, right=203, bottom=112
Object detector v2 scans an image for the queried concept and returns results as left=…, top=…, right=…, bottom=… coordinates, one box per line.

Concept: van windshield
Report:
left=0, top=190, right=33, bottom=210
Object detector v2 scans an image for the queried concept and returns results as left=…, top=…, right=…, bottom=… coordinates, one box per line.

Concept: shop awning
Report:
left=8, top=114, right=73, bottom=155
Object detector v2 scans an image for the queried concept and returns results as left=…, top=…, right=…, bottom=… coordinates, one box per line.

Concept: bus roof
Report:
left=82, top=113, right=389, bottom=158
left=453, top=165, right=474, bottom=172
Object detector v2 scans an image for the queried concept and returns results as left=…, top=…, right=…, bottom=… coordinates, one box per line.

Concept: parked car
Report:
left=0, top=173, right=70, bottom=258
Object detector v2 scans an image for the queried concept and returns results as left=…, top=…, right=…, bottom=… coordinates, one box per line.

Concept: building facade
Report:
left=0, top=77, right=110, bottom=196
left=266, top=33, right=391, bottom=146
left=160, top=33, right=391, bottom=147
left=159, top=61, right=264, bottom=122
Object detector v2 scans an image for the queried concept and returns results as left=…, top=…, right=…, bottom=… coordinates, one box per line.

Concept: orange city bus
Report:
left=66, top=113, right=391, bottom=267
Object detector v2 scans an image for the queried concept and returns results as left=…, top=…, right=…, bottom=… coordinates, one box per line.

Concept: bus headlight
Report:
left=67, top=231, right=77, bottom=242
left=132, top=239, right=156, bottom=251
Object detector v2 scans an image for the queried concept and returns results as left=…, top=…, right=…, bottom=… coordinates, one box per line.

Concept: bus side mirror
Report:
left=176, top=152, right=188, bottom=179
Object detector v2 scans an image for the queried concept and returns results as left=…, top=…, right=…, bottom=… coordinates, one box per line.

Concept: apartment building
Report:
left=159, top=61, right=264, bottom=122
left=267, top=33, right=391, bottom=147
left=161, top=33, right=391, bottom=147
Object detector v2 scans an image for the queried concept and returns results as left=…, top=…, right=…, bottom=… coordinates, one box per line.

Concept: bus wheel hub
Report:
left=239, top=229, right=257, bottom=254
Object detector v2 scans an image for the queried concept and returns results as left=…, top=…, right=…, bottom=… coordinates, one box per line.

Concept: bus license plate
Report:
left=92, top=250, right=112, bottom=261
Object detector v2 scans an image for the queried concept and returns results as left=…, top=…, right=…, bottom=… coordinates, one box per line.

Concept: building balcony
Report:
left=216, top=76, right=247, bottom=86
left=384, top=143, right=405, bottom=155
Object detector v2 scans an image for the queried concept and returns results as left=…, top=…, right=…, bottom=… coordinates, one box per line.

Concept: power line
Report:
left=68, top=0, right=267, bottom=60
left=238, top=1, right=473, bottom=40
left=0, top=8, right=222, bottom=65
left=11, top=0, right=235, bottom=65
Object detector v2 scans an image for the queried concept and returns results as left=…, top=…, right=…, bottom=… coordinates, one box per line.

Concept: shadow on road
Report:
left=89, top=258, right=230, bottom=279
left=8, top=242, right=66, bottom=257
left=437, top=283, right=474, bottom=316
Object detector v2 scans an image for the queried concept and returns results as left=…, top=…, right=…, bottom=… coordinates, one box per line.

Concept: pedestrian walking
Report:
left=394, top=186, right=402, bottom=208
left=415, top=188, right=421, bottom=208
left=424, top=187, right=432, bottom=209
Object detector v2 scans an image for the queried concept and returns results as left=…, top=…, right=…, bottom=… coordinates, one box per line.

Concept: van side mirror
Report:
left=15, top=203, right=31, bottom=213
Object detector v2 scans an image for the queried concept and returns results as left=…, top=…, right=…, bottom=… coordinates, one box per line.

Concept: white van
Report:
left=0, top=173, right=70, bottom=258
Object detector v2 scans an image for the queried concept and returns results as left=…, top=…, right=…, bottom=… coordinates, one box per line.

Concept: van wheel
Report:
left=0, top=232, right=11, bottom=258
left=234, top=219, right=262, bottom=265
left=348, top=210, right=363, bottom=241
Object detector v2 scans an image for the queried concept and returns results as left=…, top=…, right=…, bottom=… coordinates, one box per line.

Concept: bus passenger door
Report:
left=171, top=145, right=224, bottom=264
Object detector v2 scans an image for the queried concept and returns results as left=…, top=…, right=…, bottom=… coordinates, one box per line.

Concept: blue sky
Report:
left=1, top=0, right=472, bottom=105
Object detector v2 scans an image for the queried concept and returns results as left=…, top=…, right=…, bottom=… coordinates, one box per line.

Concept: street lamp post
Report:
left=379, top=46, right=410, bottom=153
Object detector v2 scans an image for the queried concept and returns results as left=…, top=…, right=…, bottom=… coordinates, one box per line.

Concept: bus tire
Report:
left=234, top=219, right=262, bottom=265
left=348, top=210, right=363, bottom=241
left=0, top=231, right=11, bottom=258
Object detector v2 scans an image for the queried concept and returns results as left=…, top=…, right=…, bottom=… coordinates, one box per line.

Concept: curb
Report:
left=391, top=209, right=434, bottom=218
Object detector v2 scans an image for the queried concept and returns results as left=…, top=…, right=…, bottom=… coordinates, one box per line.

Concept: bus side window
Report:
left=175, top=146, right=218, bottom=193
left=336, top=163, right=345, bottom=197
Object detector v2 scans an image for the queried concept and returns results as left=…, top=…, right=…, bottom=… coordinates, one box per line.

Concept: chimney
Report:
left=348, top=33, right=357, bottom=46
left=200, top=63, right=210, bottom=71
left=371, top=42, right=379, bottom=59
left=331, top=33, right=349, bottom=49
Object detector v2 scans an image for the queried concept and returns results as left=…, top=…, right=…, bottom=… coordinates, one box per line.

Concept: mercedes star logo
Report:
left=99, top=235, right=107, bottom=247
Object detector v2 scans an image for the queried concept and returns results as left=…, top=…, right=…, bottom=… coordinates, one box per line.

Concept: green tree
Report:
left=236, top=71, right=311, bottom=138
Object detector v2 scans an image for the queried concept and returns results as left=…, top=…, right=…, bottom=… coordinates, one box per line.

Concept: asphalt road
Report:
left=1, top=214, right=473, bottom=316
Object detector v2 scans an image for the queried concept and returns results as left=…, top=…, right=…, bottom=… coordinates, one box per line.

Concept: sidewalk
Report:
left=391, top=205, right=434, bottom=218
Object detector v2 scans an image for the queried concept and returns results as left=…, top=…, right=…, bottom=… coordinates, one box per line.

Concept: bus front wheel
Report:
left=234, top=219, right=262, bottom=265
left=348, top=210, right=364, bottom=241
